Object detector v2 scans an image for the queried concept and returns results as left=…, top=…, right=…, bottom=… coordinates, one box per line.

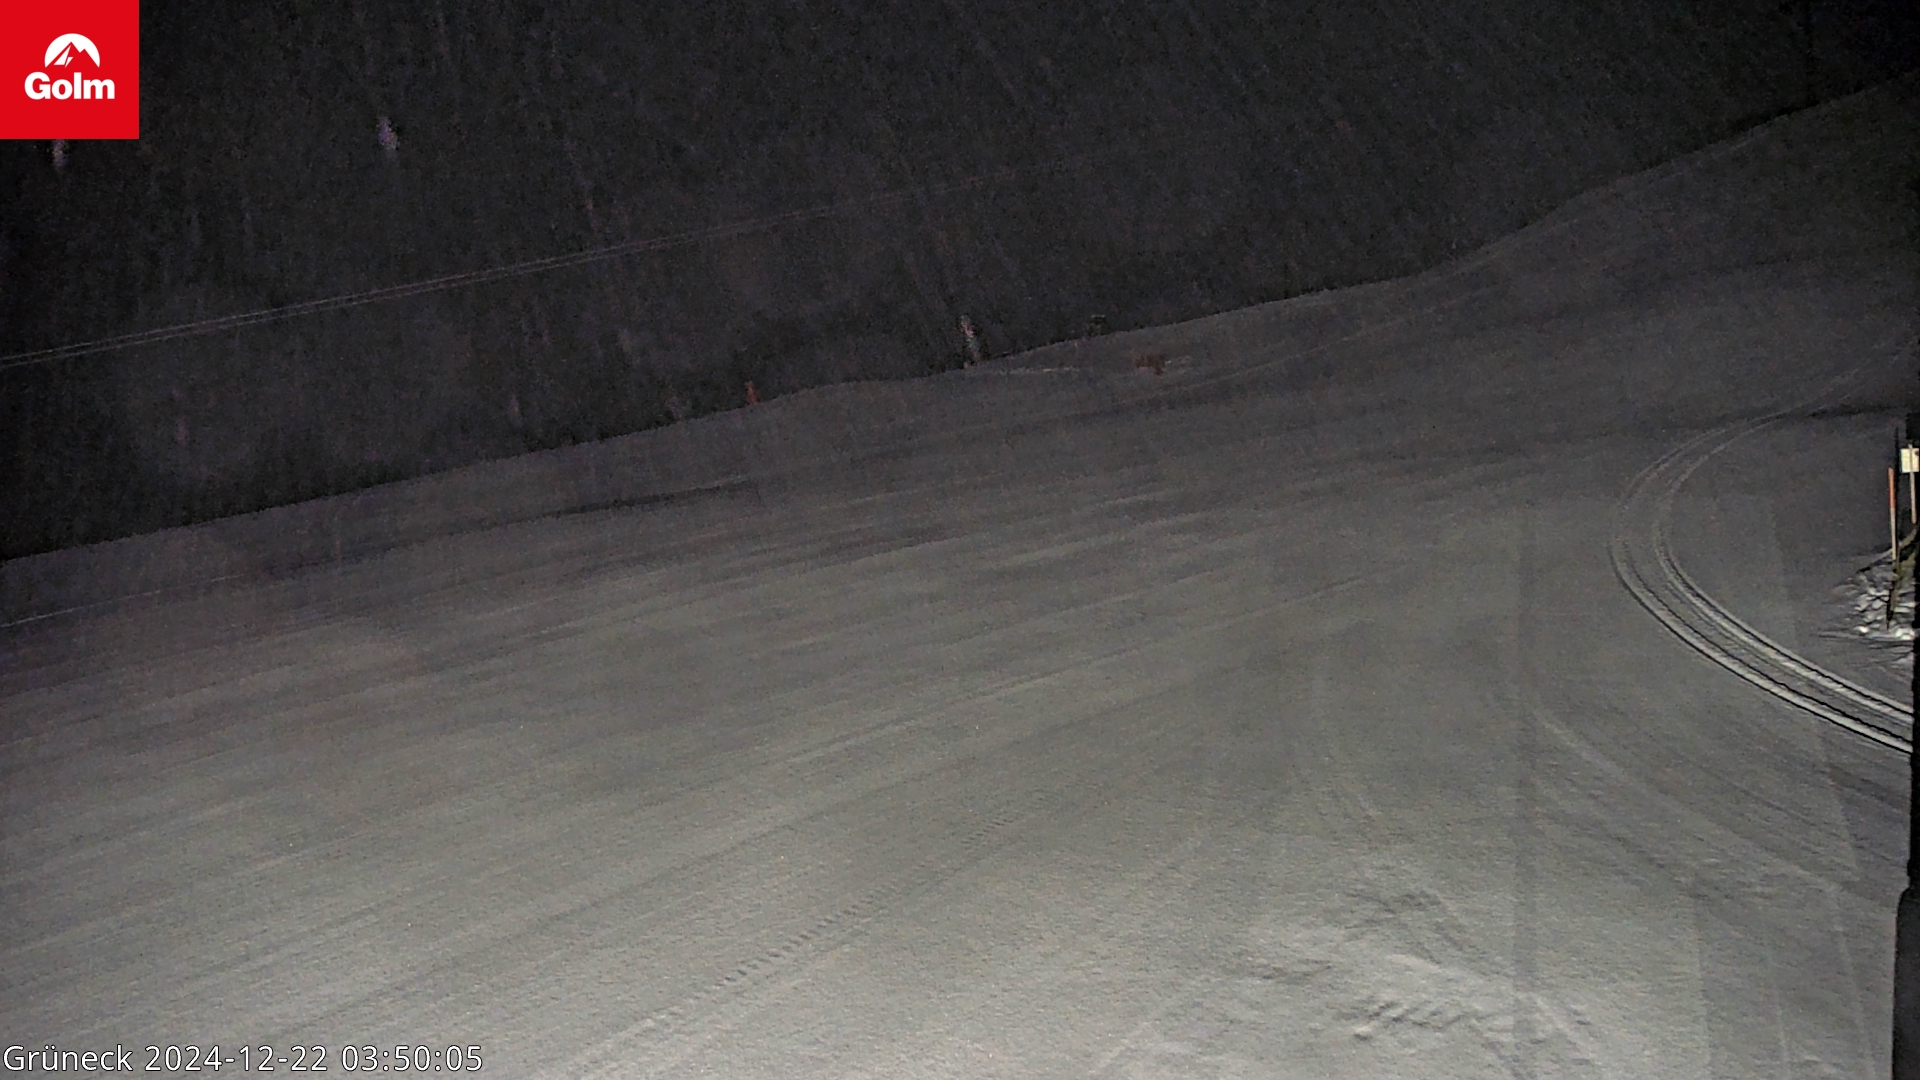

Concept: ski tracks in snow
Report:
left=557, top=572, right=1375, bottom=1078
left=1609, top=374, right=1913, bottom=755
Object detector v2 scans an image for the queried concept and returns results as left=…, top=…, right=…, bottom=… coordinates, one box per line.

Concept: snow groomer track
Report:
left=1612, top=383, right=1914, bottom=755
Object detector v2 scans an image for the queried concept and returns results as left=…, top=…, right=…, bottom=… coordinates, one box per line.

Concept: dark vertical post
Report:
left=1901, top=172, right=1920, bottom=1080
left=1900, top=429, right=1920, bottom=1068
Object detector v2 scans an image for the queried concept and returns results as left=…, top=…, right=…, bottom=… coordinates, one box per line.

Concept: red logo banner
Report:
left=0, top=0, right=140, bottom=139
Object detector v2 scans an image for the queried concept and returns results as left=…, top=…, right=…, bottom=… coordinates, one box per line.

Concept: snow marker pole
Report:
left=1892, top=465, right=1904, bottom=629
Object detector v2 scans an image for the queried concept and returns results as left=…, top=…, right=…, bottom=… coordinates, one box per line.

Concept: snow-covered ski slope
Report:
left=3, top=76, right=1918, bottom=1078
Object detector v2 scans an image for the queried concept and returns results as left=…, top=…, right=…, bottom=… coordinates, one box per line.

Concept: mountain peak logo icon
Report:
left=44, top=34, right=101, bottom=68
left=2, top=1, right=139, bottom=138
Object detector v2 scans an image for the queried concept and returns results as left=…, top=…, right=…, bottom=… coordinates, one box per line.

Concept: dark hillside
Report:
left=2, top=0, right=1914, bottom=557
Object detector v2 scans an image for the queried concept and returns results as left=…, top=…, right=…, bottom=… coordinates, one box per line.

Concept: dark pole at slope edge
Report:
left=1897, top=170, right=1920, bottom=1080
left=1900, top=405, right=1920, bottom=1080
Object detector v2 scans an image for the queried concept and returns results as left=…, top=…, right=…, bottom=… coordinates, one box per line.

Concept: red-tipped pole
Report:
left=745, top=380, right=759, bottom=406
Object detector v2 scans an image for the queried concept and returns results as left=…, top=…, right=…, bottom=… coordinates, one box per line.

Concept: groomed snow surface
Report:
left=5, top=79, right=1919, bottom=1078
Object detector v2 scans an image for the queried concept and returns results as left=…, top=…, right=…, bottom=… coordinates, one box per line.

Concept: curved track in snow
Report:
left=1611, top=378, right=1914, bottom=755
